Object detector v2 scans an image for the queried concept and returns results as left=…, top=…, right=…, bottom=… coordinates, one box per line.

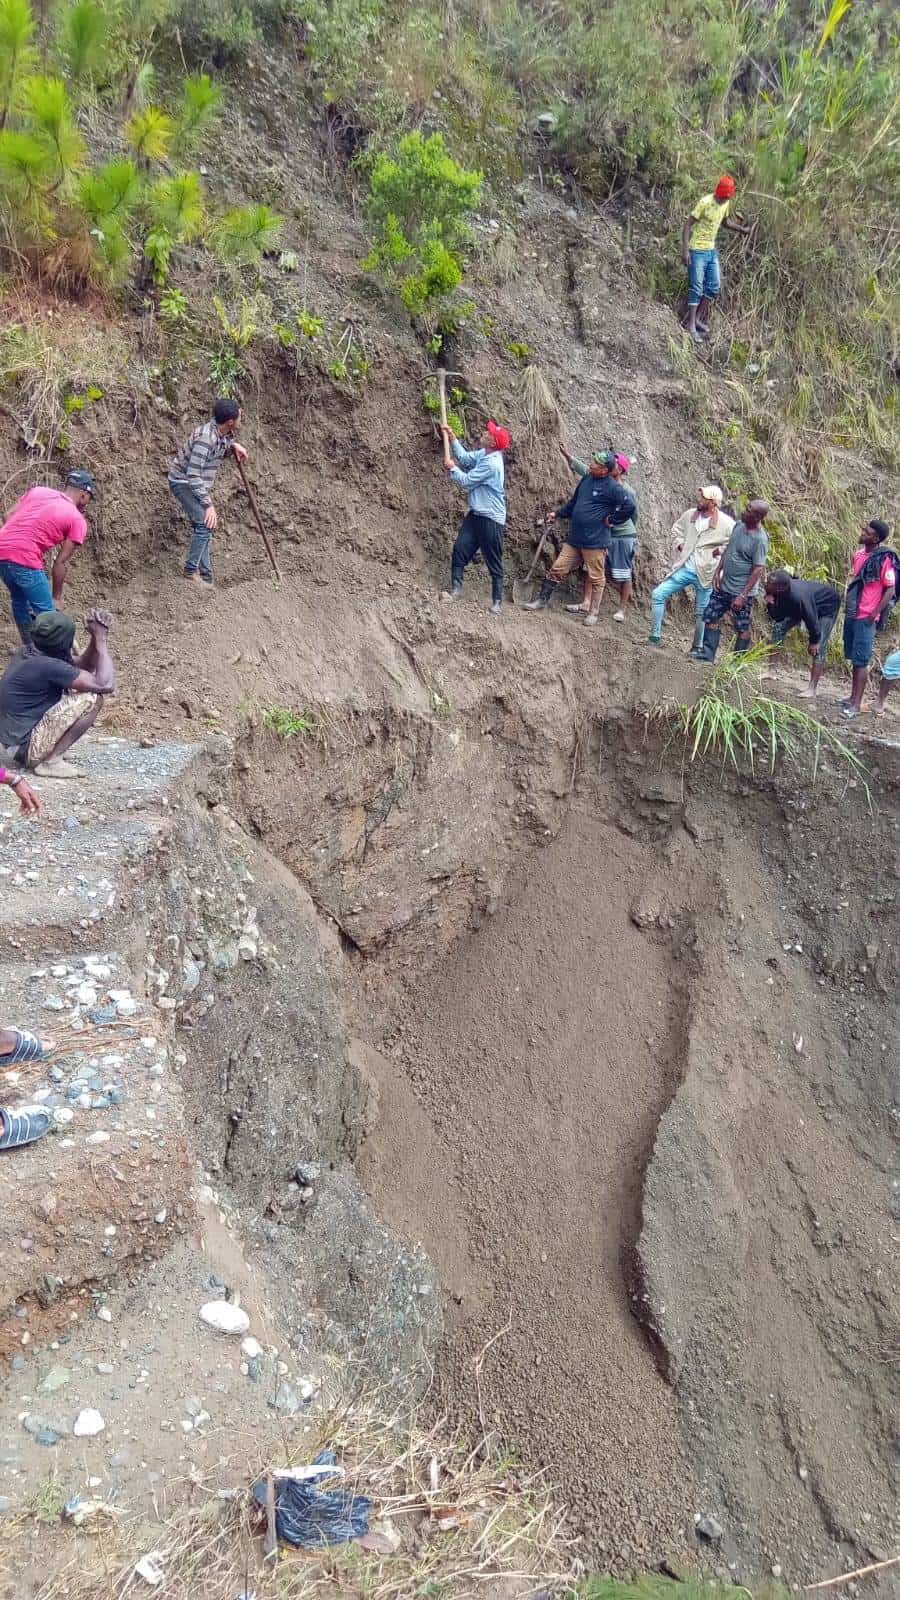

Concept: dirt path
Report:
left=358, top=799, right=701, bottom=1568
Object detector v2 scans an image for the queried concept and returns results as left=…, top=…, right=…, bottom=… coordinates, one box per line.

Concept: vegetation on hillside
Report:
left=285, top=0, right=897, bottom=581
left=0, top=0, right=896, bottom=579
left=0, top=0, right=279, bottom=289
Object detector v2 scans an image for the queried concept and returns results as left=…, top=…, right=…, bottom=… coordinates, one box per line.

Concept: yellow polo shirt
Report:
left=689, top=194, right=730, bottom=251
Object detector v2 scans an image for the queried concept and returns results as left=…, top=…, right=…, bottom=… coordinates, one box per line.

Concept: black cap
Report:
left=65, top=469, right=96, bottom=495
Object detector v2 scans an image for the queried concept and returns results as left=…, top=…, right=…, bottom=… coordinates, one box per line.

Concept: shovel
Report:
left=512, top=506, right=553, bottom=606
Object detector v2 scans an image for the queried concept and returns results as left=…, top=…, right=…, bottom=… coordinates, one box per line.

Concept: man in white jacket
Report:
left=647, top=486, right=734, bottom=652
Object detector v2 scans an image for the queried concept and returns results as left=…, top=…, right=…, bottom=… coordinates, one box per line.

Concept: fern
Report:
left=0, top=0, right=36, bottom=130
left=125, top=103, right=174, bottom=163
left=58, top=0, right=108, bottom=84
left=23, top=75, right=85, bottom=182
left=213, top=202, right=282, bottom=264
left=174, top=70, right=222, bottom=150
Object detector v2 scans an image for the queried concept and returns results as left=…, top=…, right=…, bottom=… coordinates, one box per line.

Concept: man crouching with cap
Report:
left=525, top=450, right=637, bottom=626
left=0, top=609, right=114, bottom=780
left=440, top=419, right=510, bottom=615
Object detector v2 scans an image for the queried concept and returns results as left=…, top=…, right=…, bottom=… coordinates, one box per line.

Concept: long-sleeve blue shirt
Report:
left=555, top=474, right=636, bottom=550
left=449, top=438, right=507, bottom=526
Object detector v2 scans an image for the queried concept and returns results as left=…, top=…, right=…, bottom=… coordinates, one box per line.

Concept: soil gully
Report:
left=215, top=702, right=899, bottom=1584
left=293, top=715, right=900, bottom=1577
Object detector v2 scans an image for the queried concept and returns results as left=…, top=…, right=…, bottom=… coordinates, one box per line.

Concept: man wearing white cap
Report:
left=647, top=487, right=734, bottom=652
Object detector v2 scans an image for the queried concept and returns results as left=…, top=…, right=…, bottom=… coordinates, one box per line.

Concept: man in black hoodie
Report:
left=763, top=570, right=841, bottom=698
left=525, top=451, right=637, bottom=626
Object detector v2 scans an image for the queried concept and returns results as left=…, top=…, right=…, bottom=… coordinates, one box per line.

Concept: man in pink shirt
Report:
left=841, top=517, right=897, bottom=719
left=0, top=470, right=95, bottom=643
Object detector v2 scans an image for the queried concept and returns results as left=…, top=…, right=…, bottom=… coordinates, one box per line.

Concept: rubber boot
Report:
left=442, top=579, right=463, bottom=602
left=525, top=579, right=555, bottom=611
left=687, top=619, right=705, bottom=656
left=696, top=626, right=720, bottom=663
left=734, top=633, right=752, bottom=654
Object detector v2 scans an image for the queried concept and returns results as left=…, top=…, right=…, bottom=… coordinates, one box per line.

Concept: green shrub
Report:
left=362, top=130, right=481, bottom=322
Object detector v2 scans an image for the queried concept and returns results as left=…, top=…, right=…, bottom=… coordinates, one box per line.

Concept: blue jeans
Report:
left=0, top=559, right=55, bottom=642
left=650, top=566, right=712, bottom=636
left=688, top=248, right=720, bottom=307
left=168, top=478, right=213, bottom=578
left=843, top=615, right=876, bottom=669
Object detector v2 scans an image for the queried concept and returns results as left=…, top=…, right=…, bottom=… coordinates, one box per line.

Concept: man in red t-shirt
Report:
left=842, top=517, right=897, bottom=718
left=0, top=470, right=95, bottom=643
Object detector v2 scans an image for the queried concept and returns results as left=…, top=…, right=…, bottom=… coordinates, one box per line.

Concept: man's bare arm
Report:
left=51, top=537, right=79, bottom=601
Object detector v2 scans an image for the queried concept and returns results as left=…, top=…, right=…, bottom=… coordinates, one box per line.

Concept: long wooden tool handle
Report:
left=523, top=528, right=550, bottom=585
left=437, top=370, right=452, bottom=468
left=235, top=455, right=282, bottom=582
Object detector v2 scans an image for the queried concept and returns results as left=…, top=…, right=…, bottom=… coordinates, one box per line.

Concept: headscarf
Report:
left=30, top=611, right=76, bottom=661
left=614, top=453, right=631, bottom=474
left=714, top=175, right=736, bottom=201
left=700, top=485, right=723, bottom=505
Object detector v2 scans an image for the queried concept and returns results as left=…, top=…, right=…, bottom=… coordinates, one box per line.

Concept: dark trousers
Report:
left=451, top=512, right=504, bottom=605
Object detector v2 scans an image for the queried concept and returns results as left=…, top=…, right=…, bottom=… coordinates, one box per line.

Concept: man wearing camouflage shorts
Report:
left=690, top=500, right=770, bottom=661
left=0, top=609, right=115, bottom=779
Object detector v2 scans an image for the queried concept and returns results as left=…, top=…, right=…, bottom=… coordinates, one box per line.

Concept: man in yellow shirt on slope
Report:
left=681, top=174, right=750, bottom=341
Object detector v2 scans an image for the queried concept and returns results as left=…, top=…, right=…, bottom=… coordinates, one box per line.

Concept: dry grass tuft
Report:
left=31, top=1391, right=575, bottom=1600
left=521, top=363, right=561, bottom=436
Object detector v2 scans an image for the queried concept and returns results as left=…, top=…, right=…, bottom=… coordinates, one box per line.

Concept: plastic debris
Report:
left=64, top=1495, right=121, bottom=1528
left=134, top=1554, right=164, bottom=1585
left=251, top=1451, right=371, bottom=1549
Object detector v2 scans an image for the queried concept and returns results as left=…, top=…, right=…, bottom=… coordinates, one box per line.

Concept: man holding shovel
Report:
left=168, top=399, right=248, bottom=586
left=440, top=419, right=510, bottom=615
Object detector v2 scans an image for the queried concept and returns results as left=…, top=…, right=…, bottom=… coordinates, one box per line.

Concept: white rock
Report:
left=241, top=1337, right=263, bottom=1359
left=85, top=1131, right=110, bottom=1145
left=75, top=982, right=98, bottom=1006
left=199, top=1301, right=249, bottom=1336
left=96, top=1306, right=112, bottom=1323
left=73, top=1408, right=105, bottom=1437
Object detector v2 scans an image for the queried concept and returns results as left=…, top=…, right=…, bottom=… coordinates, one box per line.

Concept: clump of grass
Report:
left=31, top=1391, right=575, bottom=1600
left=262, top=705, right=320, bottom=741
left=582, top=1578, right=792, bottom=1600
left=663, top=643, right=870, bottom=798
left=0, top=313, right=135, bottom=456
left=521, top=362, right=560, bottom=435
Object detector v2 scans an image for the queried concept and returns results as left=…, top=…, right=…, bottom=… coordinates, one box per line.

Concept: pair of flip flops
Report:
left=0, top=1030, right=54, bottom=1150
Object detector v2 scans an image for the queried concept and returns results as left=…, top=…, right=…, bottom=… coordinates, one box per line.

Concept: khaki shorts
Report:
left=26, top=692, right=100, bottom=768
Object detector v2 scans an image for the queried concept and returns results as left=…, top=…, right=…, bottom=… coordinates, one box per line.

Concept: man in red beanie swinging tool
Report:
left=682, top=175, right=750, bottom=341
left=440, top=418, right=510, bottom=615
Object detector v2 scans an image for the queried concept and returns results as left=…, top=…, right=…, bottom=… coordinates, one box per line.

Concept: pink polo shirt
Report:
left=0, top=487, right=88, bottom=570
left=850, top=546, right=895, bottom=622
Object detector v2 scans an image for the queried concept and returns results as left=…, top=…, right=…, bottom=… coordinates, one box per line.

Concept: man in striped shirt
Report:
left=168, top=398, right=247, bottom=586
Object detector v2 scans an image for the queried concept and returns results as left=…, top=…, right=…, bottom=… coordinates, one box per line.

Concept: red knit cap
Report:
left=486, top=419, right=510, bottom=451
left=714, top=174, right=736, bottom=200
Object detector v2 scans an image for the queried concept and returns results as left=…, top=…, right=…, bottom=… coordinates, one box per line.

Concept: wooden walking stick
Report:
left=234, top=455, right=282, bottom=581
left=436, top=369, right=454, bottom=468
